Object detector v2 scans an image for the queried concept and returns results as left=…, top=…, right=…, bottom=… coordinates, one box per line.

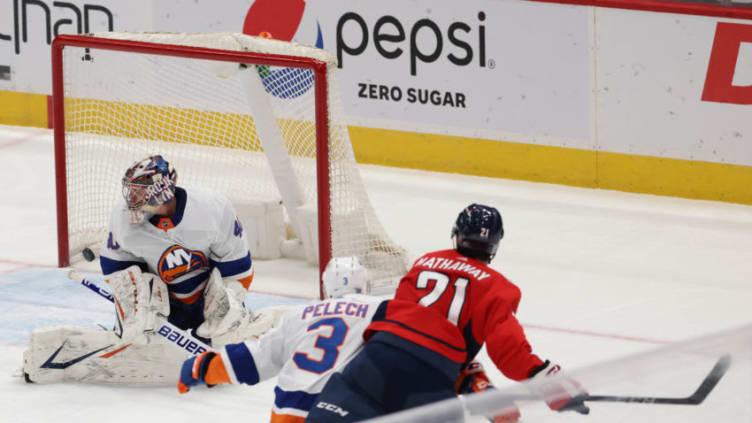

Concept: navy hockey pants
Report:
left=168, top=295, right=205, bottom=330
left=168, top=296, right=211, bottom=345
left=305, top=332, right=463, bottom=423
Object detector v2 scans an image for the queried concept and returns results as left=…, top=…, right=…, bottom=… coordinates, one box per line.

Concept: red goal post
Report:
left=51, top=32, right=408, bottom=298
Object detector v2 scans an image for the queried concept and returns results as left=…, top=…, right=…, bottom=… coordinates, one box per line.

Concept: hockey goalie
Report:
left=23, top=155, right=287, bottom=384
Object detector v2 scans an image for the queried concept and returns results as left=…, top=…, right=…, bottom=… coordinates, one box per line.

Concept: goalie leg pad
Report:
left=23, top=325, right=183, bottom=385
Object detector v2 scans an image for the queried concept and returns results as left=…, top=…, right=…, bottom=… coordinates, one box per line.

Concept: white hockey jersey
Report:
left=99, top=187, right=253, bottom=306
left=217, top=295, right=384, bottom=423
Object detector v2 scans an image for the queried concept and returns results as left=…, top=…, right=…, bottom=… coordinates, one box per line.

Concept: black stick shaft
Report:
left=583, top=354, right=731, bottom=405
left=503, top=354, right=731, bottom=406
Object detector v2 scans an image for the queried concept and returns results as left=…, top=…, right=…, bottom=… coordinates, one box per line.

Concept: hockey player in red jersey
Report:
left=306, top=203, right=589, bottom=422
left=178, top=256, right=522, bottom=423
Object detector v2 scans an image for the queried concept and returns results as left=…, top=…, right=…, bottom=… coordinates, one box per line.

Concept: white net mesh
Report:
left=57, top=32, right=408, bottom=290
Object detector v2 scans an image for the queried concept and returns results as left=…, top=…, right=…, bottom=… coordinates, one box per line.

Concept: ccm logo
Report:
left=702, top=22, right=752, bottom=105
left=316, top=402, right=350, bottom=417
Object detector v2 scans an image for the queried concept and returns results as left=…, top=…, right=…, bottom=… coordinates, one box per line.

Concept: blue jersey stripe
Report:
left=273, top=387, right=319, bottom=412
left=211, top=252, right=252, bottom=278
left=100, top=256, right=146, bottom=275
left=167, top=269, right=210, bottom=295
left=225, top=343, right=260, bottom=385
left=148, top=187, right=187, bottom=227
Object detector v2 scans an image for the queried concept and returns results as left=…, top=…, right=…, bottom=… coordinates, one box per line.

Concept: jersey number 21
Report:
left=416, top=270, right=469, bottom=326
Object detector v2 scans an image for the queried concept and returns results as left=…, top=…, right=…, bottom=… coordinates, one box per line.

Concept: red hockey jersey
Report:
left=366, top=249, right=544, bottom=381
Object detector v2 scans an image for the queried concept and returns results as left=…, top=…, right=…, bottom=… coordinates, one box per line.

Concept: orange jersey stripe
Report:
left=238, top=272, right=255, bottom=290
left=170, top=289, right=203, bottom=305
left=270, top=410, right=306, bottom=423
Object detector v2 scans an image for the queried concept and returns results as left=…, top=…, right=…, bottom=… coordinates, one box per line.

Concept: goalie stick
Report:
left=67, top=270, right=211, bottom=356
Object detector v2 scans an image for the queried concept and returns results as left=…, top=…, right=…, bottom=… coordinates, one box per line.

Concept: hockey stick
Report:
left=68, top=270, right=211, bottom=356
left=504, top=354, right=731, bottom=406
left=583, top=353, right=732, bottom=405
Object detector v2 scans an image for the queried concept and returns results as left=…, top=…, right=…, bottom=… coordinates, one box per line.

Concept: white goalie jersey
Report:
left=100, top=186, right=254, bottom=306
left=216, top=295, right=384, bottom=422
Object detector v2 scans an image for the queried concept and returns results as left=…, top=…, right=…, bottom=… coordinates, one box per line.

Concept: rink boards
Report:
left=1, top=0, right=751, bottom=204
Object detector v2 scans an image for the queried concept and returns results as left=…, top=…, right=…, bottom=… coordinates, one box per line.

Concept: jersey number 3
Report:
left=416, top=270, right=469, bottom=325
left=293, top=317, right=348, bottom=374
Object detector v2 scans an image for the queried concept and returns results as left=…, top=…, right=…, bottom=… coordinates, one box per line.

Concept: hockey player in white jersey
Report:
left=23, top=155, right=275, bottom=384
left=99, top=155, right=257, bottom=343
left=177, top=256, right=382, bottom=423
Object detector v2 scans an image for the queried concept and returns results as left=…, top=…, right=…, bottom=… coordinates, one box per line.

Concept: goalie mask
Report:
left=122, top=155, right=178, bottom=223
left=322, top=256, right=369, bottom=299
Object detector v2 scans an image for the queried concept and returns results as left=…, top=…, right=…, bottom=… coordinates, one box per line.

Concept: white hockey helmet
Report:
left=322, top=256, right=369, bottom=299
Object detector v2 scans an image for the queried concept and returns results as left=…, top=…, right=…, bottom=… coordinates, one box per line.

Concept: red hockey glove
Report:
left=177, top=351, right=231, bottom=394
left=456, top=360, right=492, bottom=394
left=529, top=360, right=590, bottom=415
left=456, top=361, right=522, bottom=423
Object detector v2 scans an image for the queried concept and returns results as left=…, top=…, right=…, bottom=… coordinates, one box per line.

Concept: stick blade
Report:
left=686, top=354, right=732, bottom=405
left=583, top=354, right=732, bottom=405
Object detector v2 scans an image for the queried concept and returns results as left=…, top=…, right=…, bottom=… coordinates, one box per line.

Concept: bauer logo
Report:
left=157, top=245, right=207, bottom=283
left=157, top=325, right=207, bottom=356
left=242, top=0, right=323, bottom=99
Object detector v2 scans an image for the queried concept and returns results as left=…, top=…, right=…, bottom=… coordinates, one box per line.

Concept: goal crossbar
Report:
left=51, top=34, right=334, bottom=295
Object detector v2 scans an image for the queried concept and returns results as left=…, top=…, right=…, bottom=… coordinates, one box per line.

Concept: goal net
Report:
left=51, top=32, right=409, bottom=297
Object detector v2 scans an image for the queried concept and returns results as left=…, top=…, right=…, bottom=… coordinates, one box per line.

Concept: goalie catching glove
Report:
left=456, top=360, right=521, bottom=423
left=195, top=268, right=284, bottom=346
left=529, top=360, right=590, bottom=415
left=196, top=268, right=249, bottom=340
left=178, top=351, right=231, bottom=393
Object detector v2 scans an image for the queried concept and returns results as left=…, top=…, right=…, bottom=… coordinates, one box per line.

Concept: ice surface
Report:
left=1, top=125, right=750, bottom=422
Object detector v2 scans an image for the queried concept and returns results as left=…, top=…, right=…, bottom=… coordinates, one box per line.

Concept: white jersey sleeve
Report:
left=98, top=187, right=253, bottom=305
left=99, top=198, right=146, bottom=274
left=217, top=296, right=383, bottom=419
left=208, top=194, right=253, bottom=286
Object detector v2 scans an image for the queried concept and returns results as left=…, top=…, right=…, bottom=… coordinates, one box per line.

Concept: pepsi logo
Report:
left=243, top=0, right=323, bottom=99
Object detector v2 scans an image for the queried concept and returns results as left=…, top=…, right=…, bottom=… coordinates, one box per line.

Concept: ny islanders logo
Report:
left=158, top=245, right=207, bottom=282
left=243, top=0, right=323, bottom=99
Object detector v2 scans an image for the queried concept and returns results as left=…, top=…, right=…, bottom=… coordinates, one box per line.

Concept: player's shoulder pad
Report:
left=486, top=266, right=519, bottom=288
left=184, top=187, right=235, bottom=225
left=185, top=186, right=232, bottom=208
left=341, top=293, right=384, bottom=304
left=109, top=198, right=138, bottom=233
